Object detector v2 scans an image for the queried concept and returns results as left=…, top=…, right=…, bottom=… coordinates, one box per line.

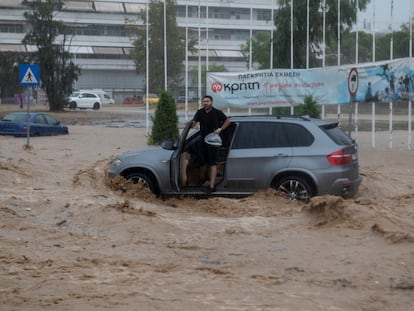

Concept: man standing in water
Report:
left=191, top=95, right=231, bottom=194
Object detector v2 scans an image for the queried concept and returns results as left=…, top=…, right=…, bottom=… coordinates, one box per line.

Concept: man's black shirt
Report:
left=193, top=107, right=227, bottom=138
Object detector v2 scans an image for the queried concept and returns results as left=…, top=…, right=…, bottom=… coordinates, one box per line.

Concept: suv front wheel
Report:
left=274, top=176, right=313, bottom=203
left=124, top=171, right=157, bottom=194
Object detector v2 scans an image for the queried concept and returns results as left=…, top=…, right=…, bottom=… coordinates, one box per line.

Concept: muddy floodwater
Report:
left=1, top=125, right=413, bottom=311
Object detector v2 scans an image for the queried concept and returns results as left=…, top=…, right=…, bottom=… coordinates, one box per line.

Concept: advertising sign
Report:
left=206, top=57, right=414, bottom=108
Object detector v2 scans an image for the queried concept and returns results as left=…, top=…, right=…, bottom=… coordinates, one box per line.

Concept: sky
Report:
left=357, top=0, right=412, bottom=32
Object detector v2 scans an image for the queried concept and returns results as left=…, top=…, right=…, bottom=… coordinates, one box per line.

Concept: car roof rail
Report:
left=230, top=114, right=312, bottom=121
left=273, top=114, right=312, bottom=121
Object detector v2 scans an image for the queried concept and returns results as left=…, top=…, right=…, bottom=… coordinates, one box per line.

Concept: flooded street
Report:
left=0, top=124, right=413, bottom=310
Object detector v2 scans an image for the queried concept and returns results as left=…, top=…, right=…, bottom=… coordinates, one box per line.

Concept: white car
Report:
left=78, top=89, right=115, bottom=105
left=102, top=93, right=115, bottom=105
left=68, top=92, right=102, bottom=110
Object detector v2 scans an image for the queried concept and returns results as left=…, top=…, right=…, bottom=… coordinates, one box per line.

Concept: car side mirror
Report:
left=161, top=139, right=176, bottom=150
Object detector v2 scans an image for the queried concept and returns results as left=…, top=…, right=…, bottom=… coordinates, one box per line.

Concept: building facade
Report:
left=0, top=0, right=276, bottom=100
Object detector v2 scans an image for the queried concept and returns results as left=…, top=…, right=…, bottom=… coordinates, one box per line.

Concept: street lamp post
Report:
left=198, top=0, right=201, bottom=107
left=318, top=0, right=329, bottom=68
left=164, top=0, right=167, bottom=90
left=73, top=46, right=82, bottom=90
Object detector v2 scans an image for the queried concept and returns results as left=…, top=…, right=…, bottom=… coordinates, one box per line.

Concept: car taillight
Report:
left=327, top=149, right=352, bottom=165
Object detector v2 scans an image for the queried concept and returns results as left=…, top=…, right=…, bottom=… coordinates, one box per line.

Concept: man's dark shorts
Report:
left=200, top=141, right=218, bottom=166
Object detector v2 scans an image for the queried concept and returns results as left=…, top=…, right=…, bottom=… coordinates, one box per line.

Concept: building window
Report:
left=67, top=24, right=127, bottom=37
left=0, top=23, right=24, bottom=33
left=256, top=9, right=271, bottom=21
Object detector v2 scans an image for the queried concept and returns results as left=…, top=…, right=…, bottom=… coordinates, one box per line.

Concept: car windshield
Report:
left=2, top=113, right=26, bottom=122
left=70, top=92, right=80, bottom=97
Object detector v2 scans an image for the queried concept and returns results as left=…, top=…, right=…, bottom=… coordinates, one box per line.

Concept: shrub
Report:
left=296, top=95, right=321, bottom=118
left=149, top=90, right=179, bottom=145
left=271, top=106, right=291, bottom=115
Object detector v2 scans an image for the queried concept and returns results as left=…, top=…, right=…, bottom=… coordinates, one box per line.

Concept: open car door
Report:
left=170, top=121, right=192, bottom=192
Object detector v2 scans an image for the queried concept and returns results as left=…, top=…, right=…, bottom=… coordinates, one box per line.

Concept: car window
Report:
left=320, top=124, right=354, bottom=145
left=44, top=114, right=58, bottom=125
left=35, top=114, right=46, bottom=124
left=232, top=121, right=313, bottom=149
left=284, top=123, right=314, bottom=147
left=232, top=122, right=288, bottom=148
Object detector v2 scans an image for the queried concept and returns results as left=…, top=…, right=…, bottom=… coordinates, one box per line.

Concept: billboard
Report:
left=206, top=57, right=414, bottom=108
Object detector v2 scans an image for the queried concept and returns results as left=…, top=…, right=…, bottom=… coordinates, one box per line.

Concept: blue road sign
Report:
left=19, top=64, right=40, bottom=87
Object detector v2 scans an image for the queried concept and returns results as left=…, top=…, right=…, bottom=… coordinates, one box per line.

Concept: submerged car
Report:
left=108, top=115, right=362, bottom=202
left=0, top=112, right=69, bottom=137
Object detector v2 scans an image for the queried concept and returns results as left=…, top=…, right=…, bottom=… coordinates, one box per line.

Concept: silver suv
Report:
left=108, top=115, right=362, bottom=202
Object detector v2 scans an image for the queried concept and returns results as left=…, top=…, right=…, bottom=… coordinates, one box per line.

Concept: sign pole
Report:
left=26, top=92, right=30, bottom=146
left=348, top=100, right=353, bottom=136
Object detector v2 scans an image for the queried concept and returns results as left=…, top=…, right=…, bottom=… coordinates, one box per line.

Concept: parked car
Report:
left=0, top=112, right=69, bottom=137
left=108, top=115, right=362, bottom=202
left=176, top=95, right=186, bottom=103
left=142, top=93, right=159, bottom=105
left=122, top=96, right=143, bottom=105
left=102, top=93, right=115, bottom=105
left=79, top=89, right=115, bottom=105
left=67, top=92, right=102, bottom=110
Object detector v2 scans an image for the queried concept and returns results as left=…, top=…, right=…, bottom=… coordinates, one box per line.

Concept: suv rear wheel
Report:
left=274, top=176, right=313, bottom=203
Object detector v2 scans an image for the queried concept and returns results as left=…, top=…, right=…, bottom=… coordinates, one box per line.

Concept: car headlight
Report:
left=112, top=159, right=122, bottom=167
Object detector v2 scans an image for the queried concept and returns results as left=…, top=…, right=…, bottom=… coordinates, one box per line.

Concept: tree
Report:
left=0, top=52, right=25, bottom=103
left=241, top=31, right=272, bottom=70
left=340, top=29, right=373, bottom=64
left=283, top=0, right=369, bottom=68
left=374, top=23, right=411, bottom=61
left=129, top=0, right=193, bottom=94
left=22, top=0, right=80, bottom=112
left=392, top=24, right=412, bottom=59
left=248, top=0, right=370, bottom=69
left=190, top=63, right=228, bottom=89
left=339, top=23, right=412, bottom=64
left=149, top=90, right=179, bottom=145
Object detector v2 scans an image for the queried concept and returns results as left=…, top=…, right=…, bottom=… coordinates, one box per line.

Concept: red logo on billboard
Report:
left=211, top=81, right=223, bottom=93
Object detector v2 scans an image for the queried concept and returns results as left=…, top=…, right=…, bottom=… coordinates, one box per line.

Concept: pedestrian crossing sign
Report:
left=19, top=64, right=40, bottom=86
